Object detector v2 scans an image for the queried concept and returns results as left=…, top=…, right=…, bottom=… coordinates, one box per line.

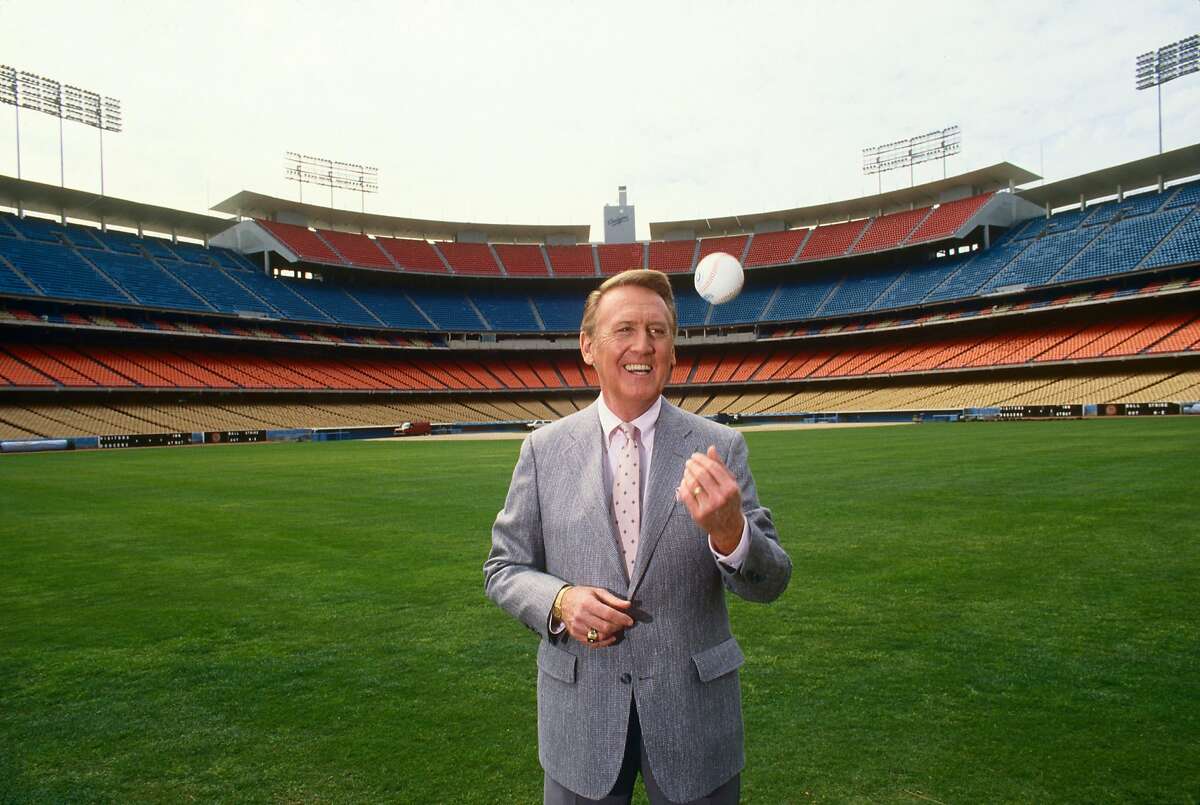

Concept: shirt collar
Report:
left=596, top=394, right=662, bottom=442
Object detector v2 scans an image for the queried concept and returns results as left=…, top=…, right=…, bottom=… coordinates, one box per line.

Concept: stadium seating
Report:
left=0, top=238, right=130, bottom=304
left=256, top=219, right=342, bottom=264
left=435, top=242, right=502, bottom=275
left=743, top=229, right=808, bottom=267
left=493, top=244, right=550, bottom=277
left=696, top=235, right=749, bottom=264
left=375, top=237, right=450, bottom=272
left=546, top=245, right=596, bottom=277
left=851, top=208, right=930, bottom=253
left=908, top=193, right=992, bottom=243
left=797, top=219, right=869, bottom=261
left=648, top=240, right=697, bottom=273
left=318, top=230, right=396, bottom=270
left=597, top=243, right=645, bottom=275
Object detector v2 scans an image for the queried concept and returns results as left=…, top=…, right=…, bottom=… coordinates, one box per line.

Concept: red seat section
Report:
left=648, top=240, right=697, bottom=274
left=797, top=219, right=869, bottom=261
left=744, top=230, right=808, bottom=267
left=597, top=243, right=646, bottom=276
left=546, top=245, right=596, bottom=277
left=908, top=193, right=993, bottom=244
left=851, top=208, right=930, bottom=254
left=376, top=238, right=449, bottom=273
left=436, top=242, right=502, bottom=276
left=696, top=235, right=749, bottom=264
left=256, top=219, right=343, bottom=264
left=317, top=230, right=396, bottom=270
left=0, top=348, right=55, bottom=386
left=493, top=244, right=549, bottom=277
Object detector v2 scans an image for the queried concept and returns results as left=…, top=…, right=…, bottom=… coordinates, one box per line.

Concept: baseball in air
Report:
left=694, top=251, right=744, bottom=305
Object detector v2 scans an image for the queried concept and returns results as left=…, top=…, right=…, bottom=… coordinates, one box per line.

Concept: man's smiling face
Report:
left=580, top=284, right=676, bottom=422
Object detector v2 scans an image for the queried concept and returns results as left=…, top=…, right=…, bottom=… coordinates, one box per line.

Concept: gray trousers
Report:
left=543, top=700, right=740, bottom=805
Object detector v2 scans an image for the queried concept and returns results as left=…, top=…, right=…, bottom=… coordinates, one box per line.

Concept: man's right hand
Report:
left=559, top=586, right=634, bottom=648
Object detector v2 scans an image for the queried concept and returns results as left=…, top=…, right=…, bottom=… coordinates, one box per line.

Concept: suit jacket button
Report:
left=620, top=672, right=632, bottom=684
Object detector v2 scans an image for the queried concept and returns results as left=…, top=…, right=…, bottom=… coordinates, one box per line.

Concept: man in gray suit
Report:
left=485, top=269, right=791, bottom=804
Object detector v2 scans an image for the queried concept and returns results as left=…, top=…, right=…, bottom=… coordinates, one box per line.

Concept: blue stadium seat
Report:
left=470, top=292, right=541, bottom=331
left=707, top=283, right=777, bottom=325
left=64, top=225, right=107, bottom=251
left=1144, top=208, right=1200, bottom=270
left=283, top=280, right=383, bottom=327
left=870, top=257, right=964, bottom=310
left=1056, top=207, right=1191, bottom=283
left=1012, top=216, right=1047, bottom=240
left=0, top=214, right=17, bottom=238
left=1039, top=206, right=1089, bottom=236
left=0, top=238, right=130, bottom=304
left=1080, top=190, right=1168, bottom=227
left=979, top=227, right=1099, bottom=292
left=405, top=288, right=486, bottom=330
left=532, top=292, right=585, bottom=331
left=0, top=255, right=39, bottom=296
left=819, top=269, right=902, bottom=316
left=88, top=251, right=213, bottom=311
left=762, top=276, right=838, bottom=321
left=231, top=271, right=332, bottom=322
left=1165, top=179, right=1200, bottom=210
left=211, top=247, right=256, bottom=271
left=169, top=241, right=219, bottom=265
left=160, top=260, right=278, bottom=317
left=91, top=228, right=144, bottom=255
left=926, top=236, right=1028, bottom=302
left=138, top=236, right=180, bottom=260
left=5, top=214, right=68, bottom=243
left=346, top=286, right=434, bottom=329
left=675, top=289, right=711, bottom=327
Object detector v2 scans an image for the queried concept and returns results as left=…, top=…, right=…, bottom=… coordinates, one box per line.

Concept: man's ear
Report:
left=580, top=331, right=594, bottom=366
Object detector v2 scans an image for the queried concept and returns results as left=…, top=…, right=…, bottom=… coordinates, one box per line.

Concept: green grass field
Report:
left=2, top=419, right=1198, bottom=804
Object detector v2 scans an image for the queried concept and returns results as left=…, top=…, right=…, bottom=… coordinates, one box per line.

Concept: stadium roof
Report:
left=647, top=162, right=1040, bottom=239
left=0, top=174, right=234, bottom=241
left=211, top=190, right=591, bottom=244
left=1016, top=142, right=1200, bottom=210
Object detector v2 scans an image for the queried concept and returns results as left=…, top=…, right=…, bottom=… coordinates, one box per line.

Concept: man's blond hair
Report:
left=580, top=269, right=677, bottom=337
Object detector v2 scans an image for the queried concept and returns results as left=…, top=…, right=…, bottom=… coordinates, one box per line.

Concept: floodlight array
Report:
left=285, top=151, right=378, bottom=193
left=1136, top=34, right=1200, bottom=90
left=0, top=66, right=122, bottom=131
left=863, top=126, right=961, bottom=175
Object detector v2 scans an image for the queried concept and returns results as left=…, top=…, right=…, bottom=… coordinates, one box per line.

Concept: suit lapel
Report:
left=629, top=401, right=693, bottom=595
left=568, top=404, right=629, bottom=585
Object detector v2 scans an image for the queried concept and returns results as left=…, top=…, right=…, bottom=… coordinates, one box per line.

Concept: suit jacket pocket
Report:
left=537, top=641, right=577, bottom=684
left=692, top=636, right=745, bottom=683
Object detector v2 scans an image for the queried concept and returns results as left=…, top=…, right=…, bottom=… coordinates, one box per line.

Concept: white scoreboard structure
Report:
left=603, top=185, right=636, bottom=243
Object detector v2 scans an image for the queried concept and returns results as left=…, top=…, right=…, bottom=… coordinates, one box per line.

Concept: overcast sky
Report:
left=1, top=0, right=1197, bottom=240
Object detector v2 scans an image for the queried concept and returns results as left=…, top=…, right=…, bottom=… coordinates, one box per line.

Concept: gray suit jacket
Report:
left=484, top=400, right=791, bottom=802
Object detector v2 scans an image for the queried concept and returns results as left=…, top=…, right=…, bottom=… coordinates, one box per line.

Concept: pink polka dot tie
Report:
left=614, top=422, right=640, bottom=579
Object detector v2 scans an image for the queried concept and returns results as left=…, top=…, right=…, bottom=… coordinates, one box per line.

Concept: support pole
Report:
left=13, top=101, right=20, bottom=181
left=59, top=113, right=65, bottom=187
left=1157, top=82, right=1163, bottom=155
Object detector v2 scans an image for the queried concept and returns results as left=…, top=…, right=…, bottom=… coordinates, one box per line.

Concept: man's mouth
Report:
left=623, top=363, right=652, bottom=375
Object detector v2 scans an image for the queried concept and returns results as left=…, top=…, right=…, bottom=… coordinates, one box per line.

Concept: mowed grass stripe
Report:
left=1, top=419, right=1197, bottom=803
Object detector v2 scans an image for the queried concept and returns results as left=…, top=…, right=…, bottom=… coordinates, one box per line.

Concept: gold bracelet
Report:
left=551, top=585, right=571, bottom=622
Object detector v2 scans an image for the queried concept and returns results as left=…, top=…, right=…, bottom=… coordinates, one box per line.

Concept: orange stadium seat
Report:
left=436, top=242, right=502, bottom=276
left=257, top=219, right=343, bottom=264
left=696, top=235, right=749, bottom=264
left=0, top=348, right=55, bottom=386
left=907, top=193, right=993, bottom=243
left=317, top=230, right=396, bottom=270
left=375, top=238, right=450, bottom=273
left=743, top=230, right=808, bottom=267
left=851, top=208, right=931, bottom=254
left=493, top=244, right=549, bottom=277
left=597, top=243, right=646, bottom=275
left=797, top=219, right=869, bottom=261
left=546, top=245, right=596, bottom=277
left=648, top=240, right=697, bottom=274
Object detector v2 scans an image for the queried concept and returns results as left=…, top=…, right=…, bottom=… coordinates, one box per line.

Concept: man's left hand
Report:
left=677, top=445, right=745, bottom=554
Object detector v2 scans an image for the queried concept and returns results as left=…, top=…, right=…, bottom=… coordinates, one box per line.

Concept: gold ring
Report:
left=587, top=628, right=599, bottom=644
left=693, top=486, right=702, bottom=498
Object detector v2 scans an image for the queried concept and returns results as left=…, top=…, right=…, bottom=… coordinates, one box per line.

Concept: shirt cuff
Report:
left=549, top=617, right=566, bottom=635
left=710, top=517, right=750, bottom=570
